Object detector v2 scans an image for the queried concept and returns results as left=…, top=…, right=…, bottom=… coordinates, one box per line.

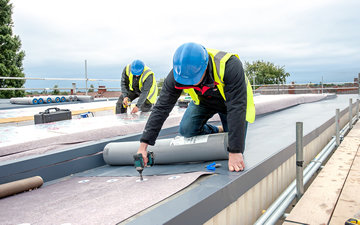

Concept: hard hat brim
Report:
left=173, top=65, right=207, bottom=86
left=131, top=69, right=143, bottom=76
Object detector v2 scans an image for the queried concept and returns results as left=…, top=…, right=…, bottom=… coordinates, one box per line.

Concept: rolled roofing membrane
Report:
left=0, top=176, right=43, bottom=199
left=104, top=133, right=229, bottom=165
left=37, top=98, right=44, bottom=104
left=52, top=96, right=66, bottom=102
left=9, top=97, right=39, bottom=105
left=49, top=96, right=60, bottom=103
left=64, top=95, right=73, bottom=102
left=43, top=96, right=52, bottom=103
left=76, top=95, right=94, bottom=102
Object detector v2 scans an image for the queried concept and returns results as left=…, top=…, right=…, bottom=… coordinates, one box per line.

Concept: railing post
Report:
left=85, top=60, right=88, bottom=96
left=253, top=76, right=255, bottom=94
left=336, top=109, right=340, bottom=146
left=356, top=99, right=359, bottom=121
left=349, top=99, right=353, bottom=130
left=358, top=73, right=360, bottom=95
left=278, top=77, right=280, bottom=95
left=296, top=122, right=304, bottom=201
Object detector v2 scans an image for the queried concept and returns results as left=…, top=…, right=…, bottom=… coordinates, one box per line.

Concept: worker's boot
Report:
left=217, top=126, right=224, bottom=133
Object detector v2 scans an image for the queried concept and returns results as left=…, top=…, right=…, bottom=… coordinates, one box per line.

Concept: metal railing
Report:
left=1, top=76, right=359, bottom=95
left=0, top=76, right=121, bottom=92
left=255, top=99, right=359, bottom=224
left=251, top=82, right=360, bottom=95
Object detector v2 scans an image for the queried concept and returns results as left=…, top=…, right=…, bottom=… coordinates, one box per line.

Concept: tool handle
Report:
left=42, top=107, right=60, bottom=114
left=123, top=99, right=131, bottom=108
left=345, top=218, right=360, bottom=225
left=147, top=151, right=155, bottom=167
left=133, top=153, right=144, bottom=170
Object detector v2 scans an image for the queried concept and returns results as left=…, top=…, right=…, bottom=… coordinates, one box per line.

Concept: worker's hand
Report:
left=131, top=106, right=139, bottom=114
left=228, top=153, right=245, bottom=172
left=137, top=142, right=149, bottom=166
left=123, top=97, right=129, bottom=105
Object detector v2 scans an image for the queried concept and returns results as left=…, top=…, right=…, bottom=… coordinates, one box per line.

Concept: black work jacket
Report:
left=140, top=56, right=247, bottom=153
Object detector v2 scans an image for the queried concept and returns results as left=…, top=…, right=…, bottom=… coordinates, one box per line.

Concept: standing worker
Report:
left=136, top=42, right=255, bottom=172
left=116, top=59, right=158, bottom=114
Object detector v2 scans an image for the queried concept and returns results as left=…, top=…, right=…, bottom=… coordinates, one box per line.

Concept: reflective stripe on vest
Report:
left=184, top=49, right=255, bottom=123
left=126, top=64, right=158, bottom=103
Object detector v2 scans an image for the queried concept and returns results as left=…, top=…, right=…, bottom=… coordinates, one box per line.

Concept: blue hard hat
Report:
left=131, top=59, right=145, bottom=76
left=173, top=42, right=209, bottom=85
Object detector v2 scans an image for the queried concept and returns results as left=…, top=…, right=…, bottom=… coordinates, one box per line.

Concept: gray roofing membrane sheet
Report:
left=0, top=94, right=359, bottom=225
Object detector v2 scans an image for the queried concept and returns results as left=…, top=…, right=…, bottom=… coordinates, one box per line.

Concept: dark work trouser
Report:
left=179, top=101, right=248, bottom=150
left=115, top=91, right=153, bottom=114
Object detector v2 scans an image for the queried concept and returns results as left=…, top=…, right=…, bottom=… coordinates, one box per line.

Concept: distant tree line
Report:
left=244, top=60, right=290, bottom=88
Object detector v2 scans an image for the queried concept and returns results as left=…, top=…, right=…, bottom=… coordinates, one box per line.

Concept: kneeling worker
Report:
left=116, top=59, right=158, bottom=114
left=136, top=42, right=255, bottom=172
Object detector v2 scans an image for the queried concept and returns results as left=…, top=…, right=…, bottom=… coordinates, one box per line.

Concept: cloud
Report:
left=10, top=0, right=360, bottom=88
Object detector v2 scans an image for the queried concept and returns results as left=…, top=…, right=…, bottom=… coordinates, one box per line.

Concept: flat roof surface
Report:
left=0, top=94, right=359, bottom=224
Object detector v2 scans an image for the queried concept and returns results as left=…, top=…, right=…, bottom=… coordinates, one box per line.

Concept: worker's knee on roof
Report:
left=179, top=126, right=193, bottom=138
left=179, top=125, right=202, bottom=138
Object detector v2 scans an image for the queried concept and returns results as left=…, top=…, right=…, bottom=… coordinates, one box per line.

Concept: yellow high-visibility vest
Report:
left=126, top=64, right=158, bottom=104
left=184, top=49, right=255, bottom=123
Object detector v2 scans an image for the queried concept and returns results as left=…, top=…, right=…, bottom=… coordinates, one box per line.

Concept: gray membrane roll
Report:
left=43, top=96, right=52, bottom=103
left=53, top=95, right=66, bottom=102
left=103, top=133, right=229, bottom=165
left=76, top=95, right=94, bottom=102
left=0, top=176, right=43, bottom=199
left=49, top=96, right=60, bottom=103
left=64, top=95, right=73, bottom=102
left=10, top=97, right=38, bottom=105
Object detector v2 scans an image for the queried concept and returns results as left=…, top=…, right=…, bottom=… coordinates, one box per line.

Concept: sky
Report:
left=10, top=0, right=360, bottom=90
